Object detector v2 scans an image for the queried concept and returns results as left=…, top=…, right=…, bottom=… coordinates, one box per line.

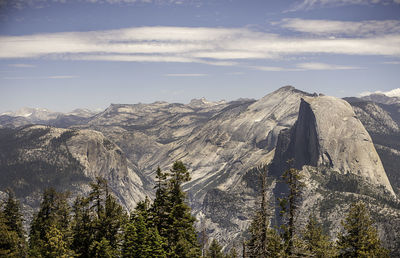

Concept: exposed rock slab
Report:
left=272, top=96, right=395, bottom=196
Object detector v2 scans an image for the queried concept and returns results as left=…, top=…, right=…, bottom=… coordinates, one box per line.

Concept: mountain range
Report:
left=0, top=86, right=399, bottom=254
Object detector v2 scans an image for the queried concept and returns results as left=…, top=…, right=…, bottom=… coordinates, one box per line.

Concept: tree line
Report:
left=0, top=161, right=390, bottom=257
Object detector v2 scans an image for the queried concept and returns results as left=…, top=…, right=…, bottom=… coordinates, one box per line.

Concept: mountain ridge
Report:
left=1, top=86, right=399, bottom=254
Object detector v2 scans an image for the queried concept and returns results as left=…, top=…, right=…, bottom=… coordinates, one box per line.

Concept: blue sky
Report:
left=0, top=0, right=399, bottom=112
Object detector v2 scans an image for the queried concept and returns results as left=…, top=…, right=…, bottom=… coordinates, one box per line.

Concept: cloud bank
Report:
left=289, top=0, right=400, bottom=11
left=0, top=0, right=191, bottom=9
left=0, top=25, right=399, bottom=68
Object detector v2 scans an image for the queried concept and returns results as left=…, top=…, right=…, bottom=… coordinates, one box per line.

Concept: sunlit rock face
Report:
left=0, top=125, right=149, bottom=223
left=267, top=95, right=399, bottom=255
left=272, top=96, right=395, bottom=196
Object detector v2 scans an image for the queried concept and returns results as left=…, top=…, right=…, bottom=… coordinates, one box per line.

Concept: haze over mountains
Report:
left=0, top=86, right=400, bottom=254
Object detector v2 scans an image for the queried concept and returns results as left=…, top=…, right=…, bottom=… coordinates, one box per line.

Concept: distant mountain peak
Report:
left=187, top=97, right=225, bottom=108
left=383, top=88, right=400, bottom=98
left=361, top=90, right=400, bottom=105
left=277, top=85, right=295, bottom=91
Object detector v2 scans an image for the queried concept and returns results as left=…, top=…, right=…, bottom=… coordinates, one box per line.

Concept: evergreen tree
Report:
left=302, top=215, right=336, bottom=257
left=152, top=166, right=170, bottom=237
left=3, top=190, right=25, bottom=240
left=247, top=166, right=282, bottom=257
left=44, top=224, right=75, bottom=258
left=90, top=237, right=114, bottom=258
left=29, top=188, right=73, bottom=257
left=122, top=200, right=166, bottom=258
left=1, top=190, right=27, bottom=257
left=205, top=239, right=224, bottom=258
left=0, top=209, right=20, bottom=257
left=337, top=201, right=389, bottom=257
left=165, top=161, right=201, bottom=258
left=100, top=186, right=127, bottom=251
left=71, top=177, right=127, bottom=257
left=200, top=223, right=208, bottom=257
left=278, top=165, right=304, bottom=256
left=71, top=196, right=92, bottom=257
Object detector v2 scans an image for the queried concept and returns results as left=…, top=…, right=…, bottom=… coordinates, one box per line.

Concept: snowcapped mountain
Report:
left=360, top=88, right=400, bottom=105
left=1, top=107, right=60, bottom=121
left=383, top=88, right=400, bottom=98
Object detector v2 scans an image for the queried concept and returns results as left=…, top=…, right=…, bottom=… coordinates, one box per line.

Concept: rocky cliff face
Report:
left=277, top=96, right=395, bottom=196
left=0, top=125, right=148, bottom=221
left=345, top=97, right=400, bottom=196
left=269, top=95, right=400, bottom=254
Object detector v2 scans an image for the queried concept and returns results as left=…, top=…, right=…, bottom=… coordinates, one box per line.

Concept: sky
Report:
left=0, top=0, right=399, bottom=113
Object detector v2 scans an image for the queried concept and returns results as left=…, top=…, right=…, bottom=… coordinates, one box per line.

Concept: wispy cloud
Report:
left=250, top=62, right=361, bottom=72
left=8, top=63, right=35, bottom=68
left=288, top=0, right=399, bottom=12
left=296, top=62, right=361, bottom=70
left=0, top=26, right=399, bottom=66
left=250, top=66, right=296, bottom=72
left=164, top=73, right=207, bottom=77
left=3, top=75, right=77, bottom=79
left=383, top=61, right=400, bottom=64
left=279, top=19, right=400, bottom=37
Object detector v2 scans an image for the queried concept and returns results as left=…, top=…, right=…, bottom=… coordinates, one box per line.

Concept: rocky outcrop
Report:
left=272, top=96, right=395, bottom=196
left=0, top=125, right=148, bottom=216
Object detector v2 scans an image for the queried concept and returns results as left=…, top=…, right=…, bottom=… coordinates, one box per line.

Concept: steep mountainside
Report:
left=345, top=97, right=400, bottom=196
left=0, top=125, right=149, bottom=222
left=269, top=95, right=400, bottom=254
left=1, top=87, right=400, bottom=254
left=68, top=86, right=312, bottom=247
left=271, top=96, right=395, bottom=196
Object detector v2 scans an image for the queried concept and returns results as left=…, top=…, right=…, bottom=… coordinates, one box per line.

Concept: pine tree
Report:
left=278, top=165, right=304, bottom=256
left=165, top=161, right=201, bottom=258
left=3, top=190, right=25, bottom=240
left=72, top=177, right=127, bottom=257
left=205, top=239, right=224, bottom=258
left=90, top=237, right=114, bottom=258
left=44, top=224, right=75, bottom=258
left=247, top=166, right=282, bottom=257
left=122, top=213, right=166, bottom=257
left=71, top=196, right=92, bottom=257
left=152, top=166, right=170, bottom=237
left=337, top=201, right=389, bottom=257
left=100, top=186, right=127, bottom=251
left=302, top=215, right=336, bottom=257
left=0, top=209, right=20, bottom=257
left=122, top=200, right=166, bottom=258
left=29, top=188, right=73, bottom=257
left=1, top=190, right=27, bottom=257
left=200, top=223, right=208, bottom=257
